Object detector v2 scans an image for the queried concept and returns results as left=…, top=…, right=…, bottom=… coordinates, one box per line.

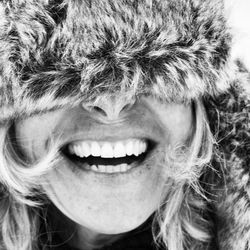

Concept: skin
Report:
left=15, top=96, right=193, bottom=250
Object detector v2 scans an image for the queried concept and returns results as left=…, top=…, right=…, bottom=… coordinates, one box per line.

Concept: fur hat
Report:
left=0, top=0, right=249, bottom=249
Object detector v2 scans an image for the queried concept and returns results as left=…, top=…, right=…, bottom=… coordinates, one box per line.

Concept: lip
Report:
left=49, top=104, right=166, bottom=175
left=72, top=160, right=144, bottom=176
left=60, top=141, right=157, bottom=176
left=60, top=134, right=156, bottom=149
left=60, top=135, right=157, bottom=173
left=55, top=121, right=164, bottom=150
left=51, top=103, right=166, bottom=147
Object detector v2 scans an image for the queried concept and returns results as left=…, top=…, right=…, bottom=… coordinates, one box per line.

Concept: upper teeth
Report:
left=68, top=139, right=147, bottom=158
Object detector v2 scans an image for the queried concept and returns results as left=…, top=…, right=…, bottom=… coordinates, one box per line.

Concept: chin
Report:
left=87, top=211, right=152, bottom=235
left=44, top=152, right=166, bottom=236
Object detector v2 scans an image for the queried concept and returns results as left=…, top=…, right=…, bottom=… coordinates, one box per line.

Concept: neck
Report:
left=49, top=205, right=123, bottom=250
left=72, top=226, right=123, bottom=250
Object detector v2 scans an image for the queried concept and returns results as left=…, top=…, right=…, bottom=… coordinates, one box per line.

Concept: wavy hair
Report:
left=0, top=99, right=214, bottom=250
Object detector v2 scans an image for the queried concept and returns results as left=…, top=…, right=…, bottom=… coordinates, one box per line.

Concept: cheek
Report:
left=164, top=105, right=194, bottom=145
left=14, top=110, right=67, bottom=159
left=144, top=99, right=194, bottom=146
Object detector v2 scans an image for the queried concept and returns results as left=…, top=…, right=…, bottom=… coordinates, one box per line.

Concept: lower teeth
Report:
left=87, top=164, right=132, bottom=173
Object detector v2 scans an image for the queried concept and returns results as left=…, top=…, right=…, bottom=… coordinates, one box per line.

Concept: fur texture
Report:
left=204, top=63, right=250, bottom=249
left=0, top=0, right=249, bottom=249
left=0, top=0, right=232, bottom=122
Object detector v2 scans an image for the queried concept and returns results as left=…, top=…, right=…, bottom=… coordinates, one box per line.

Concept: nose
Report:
left=81, top=95, right=136, bottom=121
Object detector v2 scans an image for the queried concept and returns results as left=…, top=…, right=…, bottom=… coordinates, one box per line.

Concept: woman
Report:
left=0, top=0, right=249, bottom=249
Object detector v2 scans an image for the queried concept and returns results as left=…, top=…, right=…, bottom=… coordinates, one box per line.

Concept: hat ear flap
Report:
left=224, top=0, right=250, bottom=72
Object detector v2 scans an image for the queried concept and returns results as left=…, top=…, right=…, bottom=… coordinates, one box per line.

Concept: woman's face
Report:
left=15, top=96, right=193, bottom=235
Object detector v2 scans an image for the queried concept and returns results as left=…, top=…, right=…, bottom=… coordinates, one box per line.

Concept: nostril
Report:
left=81, top=96, right=136, bottom=119
left=120, top=103, right=133, bottom=113
left=92, top=106, right=107, bottom=116
left=82, top=103, right=107, bottom=117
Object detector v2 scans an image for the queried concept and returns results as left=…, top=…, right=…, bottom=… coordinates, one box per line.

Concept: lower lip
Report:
left=58, top=155, right=152, bottom=187
left=72, top=159, right=142, bottom=176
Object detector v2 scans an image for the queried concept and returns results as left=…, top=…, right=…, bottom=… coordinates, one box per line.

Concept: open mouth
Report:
left=61, top=138, right=155, bottom=174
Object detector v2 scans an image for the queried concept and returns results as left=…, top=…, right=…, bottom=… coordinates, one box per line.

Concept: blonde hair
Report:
left=0, top=99, right=214, bottom=250
left=153, top=99, right=214, bottom=250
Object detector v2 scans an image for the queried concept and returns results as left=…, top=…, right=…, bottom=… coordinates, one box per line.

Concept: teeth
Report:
left=134, top=140, right=140, bottom=156
left=74, top=142, right=91, bottom=157
left=101, top=142, right=114, bottom=158
left=120, top=163, right=128, bottom=172
left=90, top=164, right=133, bottom=173
left=90, top=165, right=98, bottom=171
left=125, top=140, right=134, bottom=156
left=69, top=139, right=148, bottom=159
left=141, top=141, right=147, bottom=153
left=68, top=144, right=75, bottom=154
left=90, top=141, right=101, bottom=157
left=98, top=165, right=107, bottom=173
left=75, top=145, right=83, bottom=157
left=113, top=142, right=126, bottom=158
left=106, top=165, right=113, bottom=173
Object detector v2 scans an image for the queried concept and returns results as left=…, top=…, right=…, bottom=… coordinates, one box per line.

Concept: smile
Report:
left=61, top=138, right=155, bottom=174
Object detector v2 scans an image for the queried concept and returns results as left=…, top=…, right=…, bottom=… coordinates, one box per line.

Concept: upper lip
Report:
left=57, top=126, right=161, bottom=149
